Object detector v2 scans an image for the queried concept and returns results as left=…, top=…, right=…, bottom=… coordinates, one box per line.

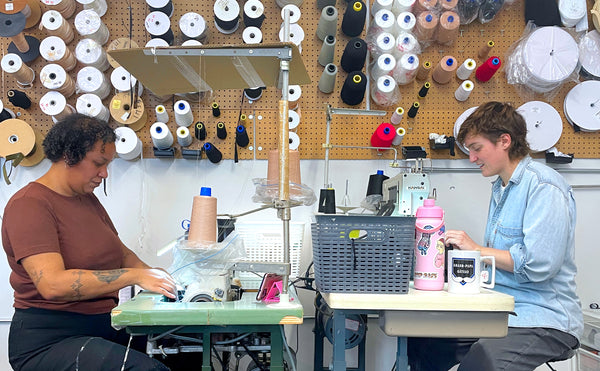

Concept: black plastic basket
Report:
left=312, top=214, right=415, bottom=294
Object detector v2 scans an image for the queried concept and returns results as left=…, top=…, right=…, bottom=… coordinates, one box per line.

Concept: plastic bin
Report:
left=311, top=214, right=415, bottom=294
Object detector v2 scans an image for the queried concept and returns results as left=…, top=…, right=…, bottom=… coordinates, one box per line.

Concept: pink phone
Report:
left=256, top=273, right=282, bottom=301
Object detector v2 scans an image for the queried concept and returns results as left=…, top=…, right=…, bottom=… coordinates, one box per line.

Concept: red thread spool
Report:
left=370, top=122, right=396, bottom=148
left=475, top=56, right=502, bottom=82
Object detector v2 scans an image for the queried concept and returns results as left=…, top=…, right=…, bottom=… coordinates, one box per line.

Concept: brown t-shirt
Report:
left=2, top=182, right=124, bottom=314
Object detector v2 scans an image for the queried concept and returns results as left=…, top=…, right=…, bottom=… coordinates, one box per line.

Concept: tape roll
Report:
left=76, top=93, right=109, bottom=122
left=107, top=38, right=139, bottom=68
left=0, top=119, right=36, bottom=159
left=109, top=92, right=147, bottom=131
left=288, top=131, right=300, bottom=150
left=288, top=109, right=300, bottom=130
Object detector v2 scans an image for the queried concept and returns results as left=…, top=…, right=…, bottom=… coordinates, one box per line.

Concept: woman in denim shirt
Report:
left=408, top=102, right=583, bottom=371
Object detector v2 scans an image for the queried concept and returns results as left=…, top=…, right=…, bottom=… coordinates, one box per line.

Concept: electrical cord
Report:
left=280, top=325, right=297, bottom=371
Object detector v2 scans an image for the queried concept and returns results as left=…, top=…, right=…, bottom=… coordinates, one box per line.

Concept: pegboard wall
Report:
left=1, top=0, right=599, bottom=161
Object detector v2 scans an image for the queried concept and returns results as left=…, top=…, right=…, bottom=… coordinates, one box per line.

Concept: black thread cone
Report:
left=7, top=90, right=31, bottom=109
left=318, top=189, right=336, bottom=214
left=341, top=1, right=366, bottom=37
left=216, top=122, right=227, bottom=139
left=204, top=142, right=222, bottom=163
left=340, top=37, right=367, bottom=73
left=366, top=172, right=389, bottom=196
left=211, top=102, right=220, bottom=117
left=340, top=71, right=367, bottom=106
left=194, top=122, right=206, bottom=140
left=236, top=125, right=250, bottom=147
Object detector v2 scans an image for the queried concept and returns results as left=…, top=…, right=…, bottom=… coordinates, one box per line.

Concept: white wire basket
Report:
left=235, top=221, right=305, bottom=283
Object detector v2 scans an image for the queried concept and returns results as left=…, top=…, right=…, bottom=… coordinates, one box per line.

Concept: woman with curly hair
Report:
left=2, top=114, right=175, bottom=371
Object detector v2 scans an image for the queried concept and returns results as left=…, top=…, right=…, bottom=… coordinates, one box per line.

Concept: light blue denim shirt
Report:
left=484, top=156, right=583, bottom=340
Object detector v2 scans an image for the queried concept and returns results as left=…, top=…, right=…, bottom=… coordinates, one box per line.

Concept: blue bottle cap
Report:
left=200, top=187, right=211, bottom=196
left=377, top=170, right=384, bottom=175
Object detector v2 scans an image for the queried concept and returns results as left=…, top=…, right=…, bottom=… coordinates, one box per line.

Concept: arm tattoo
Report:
left=92, top=269, right=127, bottom=284
left=71, top=271, right=84, bottom=301
left=30, top=270, right=43, bottom=286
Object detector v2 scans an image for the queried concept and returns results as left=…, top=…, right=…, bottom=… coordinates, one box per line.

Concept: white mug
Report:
left=447, top=250, right=496, bottom=294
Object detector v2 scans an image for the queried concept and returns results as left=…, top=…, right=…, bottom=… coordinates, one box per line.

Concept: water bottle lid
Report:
left=416, top=198, right=444, bottom=218
left=200, top=187, right=211, bottom=196
left=377, top=170, right=384, bottom=175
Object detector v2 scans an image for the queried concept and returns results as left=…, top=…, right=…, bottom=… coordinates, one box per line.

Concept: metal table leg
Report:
left=396, top=337, right=408, bottom=371
left=332, top=309, right=348, bottom=371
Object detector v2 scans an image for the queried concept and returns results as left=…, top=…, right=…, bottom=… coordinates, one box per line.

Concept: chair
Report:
left=545, top=347, right=577, bottom=371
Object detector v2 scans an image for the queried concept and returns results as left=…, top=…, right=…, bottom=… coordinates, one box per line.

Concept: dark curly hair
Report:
left=43, top=113, right=116, bottom=166
left=457, top=101, right=530, bottom=161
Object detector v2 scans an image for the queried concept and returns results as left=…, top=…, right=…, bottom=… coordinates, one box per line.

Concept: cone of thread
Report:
left=316, top=6, right=338, bottom=41
left=318, top=35, right=336, bottom=66
left=319, top=63, right=338, bottom=94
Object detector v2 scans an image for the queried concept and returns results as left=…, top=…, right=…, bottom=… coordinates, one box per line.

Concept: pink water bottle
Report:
left=414, top=198, right=446, bottom=290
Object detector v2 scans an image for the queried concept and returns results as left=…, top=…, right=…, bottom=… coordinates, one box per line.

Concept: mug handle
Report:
left=480, top=256, right=495, bottom=289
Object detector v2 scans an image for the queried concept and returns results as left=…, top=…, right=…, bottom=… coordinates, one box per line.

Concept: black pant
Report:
left=408, top=327, right=579, bottom=371
left=9, top=307, right=170, bottom=371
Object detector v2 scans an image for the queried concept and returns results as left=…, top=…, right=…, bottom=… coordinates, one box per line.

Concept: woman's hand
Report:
left=445, top=229, right=480, bottom=251
left=136, top=269, right=177, bottom=299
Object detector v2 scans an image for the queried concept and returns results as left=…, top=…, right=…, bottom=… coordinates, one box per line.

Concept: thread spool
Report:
left=318, top=188, right=336, bottom=214
left=478, top=40, right=494, bottom=59
left=242, top=26, right=262, bottom=44
left=145, top=38, right=169, bottom=48
left=74, top=9, right=109, bottom=45
left=392, top=127, right=406, bottom=145
left=75, top=38, right=110, bottom=71
left=278, top=23, right=304, bottom=51
left=407, top=101, right=420, bottom=118
left=287, top=85, right=301, bottom=110
left=181, top=39, right=202, bottom=47
left=318, top=63, right=338, bottom=94
left=475, top=56, right=501, bottom=82
left=0, top=118, right=37, bottom=166
left=39, top=91, right=75, bottom=122
left=396, top=12, right=416, bottom=34
left=393, top=0, right=416, bottom=13
left=391, top=106, right=404, bottom=125
left=371, top=122, right=396, bottom=148
left=194, top=121, right=206, bottom=140
left=209, top=102, right=220, bottom=117
left=155, top=104, right=169, bottom=123
left=40, top=10, right=74, bottom=44
left=372, top=9, right=395, bottom=34
left=416, top=61, right=432, bottom=81
left=75, top=67, right=109, bottom=99
left=342, top=1, right=366, bottom=37
left=39, top=36, right=77, bottom=71
left=318, top=35, right=336, bottom=67
left=371, top=32, right=395, bottom=60
left=239, top=114, right=247, bottom=126
left=110, top=92, right=147, bottom=132
left=188, top=187, right=218, bottom=243
left=281, top=4, right=300, bottom=24
left=173, top=100, right=193, bottom=127
left=203, top=142, right=222, bottom=163
left=1, top=12, right=41, bottom=63
left=215, top=122, right=227, bottom=139
left=437, top=11, right=460, bottom=44
left=1, top=53, right=35, bottom=87
left=394, top=32, right=419, bottom=57
left=110, top=66, right=141, bottom=93
left=39, top=63, right=75, bottom=97
left=76, top=93, right=109, bottom=122
left=418, top=81, right=431, bottom=98
left=145, top=11, right=174, bottom=45
left=432, top=55, right=457, bottom=84
left=77, top=0, right=107, bottom=16
left=7, top=90, right=32, bottom=109
left=106, top=38, right=138, bottom=69
left=454, top=80, right=474, bottom=101
left=40, top=0, right=76, bottom=18
left=176, top=126, right=193, bottom=147
left=267, top=149, right=301, bottom=184
left=287, top=109, right=300, bottom=130
left=373, top=0, right=393, bottom=13
left=150, top=121, right=173, bottom=149
left=414, top=0, right=438, bottom=13
left=316, top=6, right=337, bottom=41
left=393, top=53, right=419, bottom=85
left=288, top=131, right=301, bottom=150
left=371, top=53, right=396, bottom=79
left=4, top=0, right=28, bottom=16
left=243, top=0, right=265, bottom=28
left=371, top=75, right=398, bottom=107
left=340, top=71, right=367, bottom=106
left=340, top=37, right=367, bottom=73
left=213, top=0, right=240, bottom=34
left=456, top=58, right=476, bottom=80
left=244, top=87, right=264, bottom=101
left=114, top=126, right=142, bottom=160
left=180, top=12, right=208, bottom=43
left=415, top=11, right=438, bottom=40
left=236, top=125, right=250, bottom=147
left=146, top=0, right=173, bottom=17
left=440, top=0, right=458, bottom=9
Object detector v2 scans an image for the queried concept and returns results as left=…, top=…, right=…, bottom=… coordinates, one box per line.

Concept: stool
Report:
left=545, top=347, right=577, bottom=371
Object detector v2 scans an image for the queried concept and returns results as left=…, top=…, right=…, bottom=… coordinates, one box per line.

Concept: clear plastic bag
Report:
left=251, top=178, right=317, bottom=206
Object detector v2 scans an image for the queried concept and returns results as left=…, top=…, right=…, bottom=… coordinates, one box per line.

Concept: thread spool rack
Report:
left=0, top=0, right=598, bottom=160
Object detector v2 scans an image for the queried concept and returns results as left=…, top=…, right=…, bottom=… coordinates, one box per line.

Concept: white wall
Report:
left=0, top=156, right=598, bottom=370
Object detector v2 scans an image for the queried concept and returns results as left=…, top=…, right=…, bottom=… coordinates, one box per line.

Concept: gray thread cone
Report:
left=318, top=35, right=336, bottom=66
left=316, top=6, right=338, bottom=41
left=317, top=0, right=336, bottom=8
left=318, top=63, right=338, bottom=94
